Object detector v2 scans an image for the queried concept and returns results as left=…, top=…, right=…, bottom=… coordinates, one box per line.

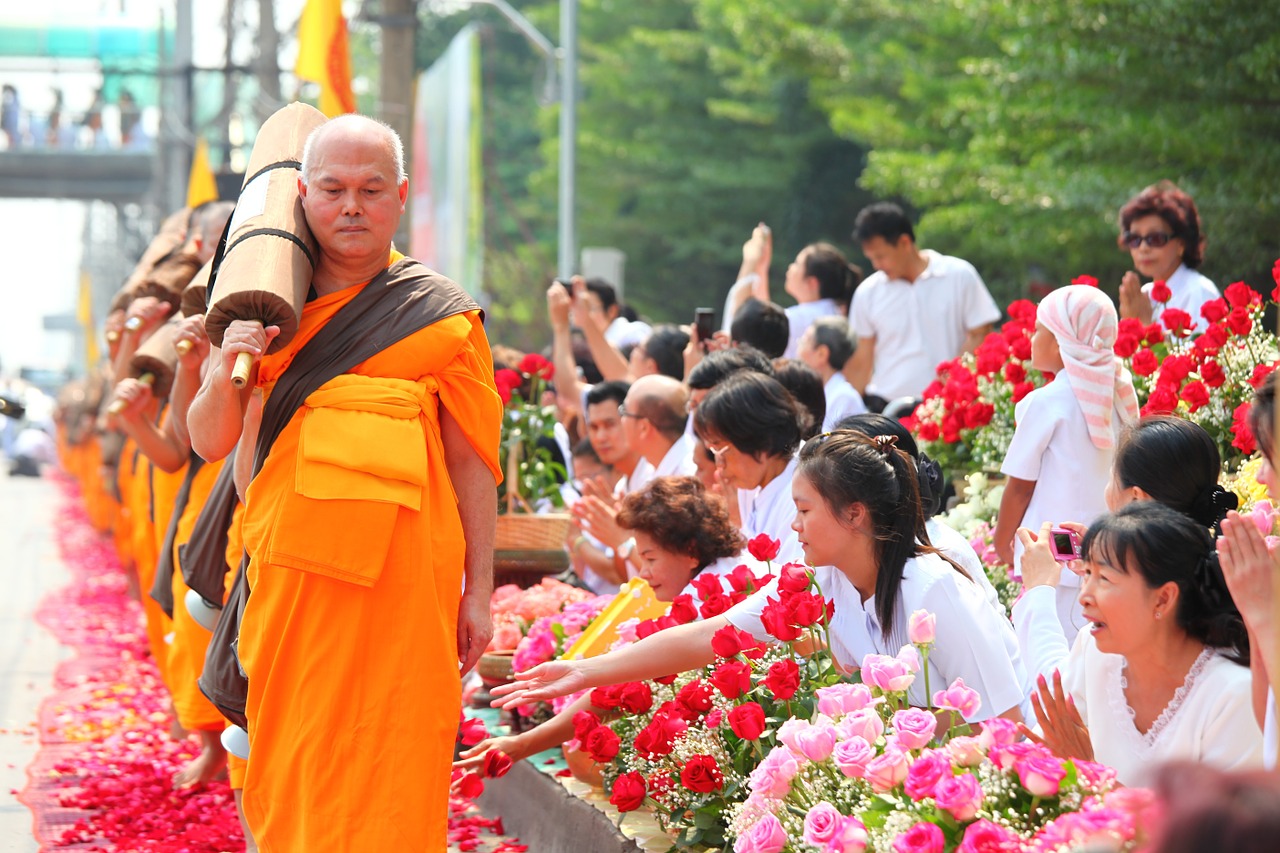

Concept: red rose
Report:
left=1225, top=281, right=1261, bottom=309
left=711, top=624, right=755, bottom=658
left=635, top=712, right=687, bottom=757
left=1195, top=323, right=1229, bottom=357
left=632, top=727, right=664, bottom=759
left=1118, top=317, right=1145, bottom=339
left=572, top=710, right=601, bottom=741
left=457, top=771, right=485, bottom=799
left=786, top=590, right=828, bottom=627
left=517, top=352, right=554, bottom=379
left=940, top=413, right=963, bottom=443
left=1003, top=361, right=1027, bottom=384
left=667, top=594, right=698, bottom=625
left=1071, top=275, right=1099, bottom=287
left=728, top=702, right=767, bottom=741
left=676, top=679, right=715, bottom=716
left=1232, top=402, right=1256, bottom=455
left=760, top=598, right=801, bottom=642
left=608, top=771, right=647, bottom=812
left=459, top=716, right=489, bottom=746
left=1180, top=380, right=1210, bottom=412
left=725, top=563, right=769, bottom=594
left=1199, top=360, right=1226, bottom=388
left=922, top=379, right=945, bottom=399
left=689, top=573, right=723, bottom=601
left=618, top=682, right=654, bottom=715
left=1158, top=354, right=1194, bottom=388
left=917, top=419, right=941, bottom=442
left=962, top=402, right=995, bottom=430
left=777, top=563, right=811, bottom=593
left=1142, top=385, right=1178, bottom=415
left=584, top=725, right=621, bottom=762
left=1010, top=336, right=1032, bottom=361
left=1113, top=333, right=1139, bottom=359
left=764, top=658, right=801, bottom=700
left=1012, top=381, right=1035, bottom=403
left=483, top=749, right=513, bottom=779
left=591, top=685, right=622, bottom=711
left=1227, top=306, right=1253, bottom=337
left=1008, top=299, right=1037, bottom=324
left=1251, top=364, right=1276, bottom=389
left=710, top=660, right=753, bottom=699
left=1131, top=348, right=1159, bottom=377
left=679, top=754, right=724, bottom=794
left=698, top=593, right=732, bottom=619
left=1149, top=279, right=1172, bottom=303
left=634, top=619, right=660, bottom=639
left=653, top=672, right=679, bottom=685
left=746, top=533, right=781, bottom=562
left=1161, top=308, right=1195, bottom=336
left=1201, top=298, right=1229, bottom=324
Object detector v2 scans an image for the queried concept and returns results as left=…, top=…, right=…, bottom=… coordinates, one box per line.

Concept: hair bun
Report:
left=1189, top=484, right=1239, bottom=528
left=916, top=452, right=945, bottom=519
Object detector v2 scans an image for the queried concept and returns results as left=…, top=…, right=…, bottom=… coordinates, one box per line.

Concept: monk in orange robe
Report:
left=188, top=115, right=501, bottom=851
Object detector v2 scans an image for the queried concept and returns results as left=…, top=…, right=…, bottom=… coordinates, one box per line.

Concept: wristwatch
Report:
left=617, top=537, right=637, bottom=561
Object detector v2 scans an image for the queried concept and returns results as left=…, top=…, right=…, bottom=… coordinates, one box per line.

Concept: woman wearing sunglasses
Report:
left=1116, top=180, right=1218, bottom=325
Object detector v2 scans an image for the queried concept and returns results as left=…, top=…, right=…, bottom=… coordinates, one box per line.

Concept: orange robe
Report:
left=236, top=273, right=501, bottom=851
left=167, top=456, right=230, bottom=732
left=226, top=502, right=248, bottom=792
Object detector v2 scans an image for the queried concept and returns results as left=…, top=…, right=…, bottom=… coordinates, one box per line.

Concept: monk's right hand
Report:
left=489, top=661, right=586, bottom=710
left=112, top=377, right=153, bottom=422
left=453, top=734, right=533, bottom=774
left=218, top=320, right=280, bottom=380
left=173, top=313, right=211, bottom=371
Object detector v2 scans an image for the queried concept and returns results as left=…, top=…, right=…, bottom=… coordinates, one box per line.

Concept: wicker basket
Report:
left=494, top=512, right=572, bottom=551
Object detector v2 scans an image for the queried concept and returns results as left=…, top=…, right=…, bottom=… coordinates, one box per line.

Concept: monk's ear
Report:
left=398, top=179, right=409, bottom=208
left=298, top=175, right=309, bottom=201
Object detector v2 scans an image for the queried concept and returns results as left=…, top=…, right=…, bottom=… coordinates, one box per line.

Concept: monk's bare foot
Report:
left=235, top=789, right=258, bottom=852
left=173, top=730, right=227, bottom=789
left=168, top=703, right=187, bottom=741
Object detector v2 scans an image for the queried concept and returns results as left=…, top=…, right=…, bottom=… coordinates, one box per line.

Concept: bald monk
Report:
left=188, top=114, right=501, bottom=850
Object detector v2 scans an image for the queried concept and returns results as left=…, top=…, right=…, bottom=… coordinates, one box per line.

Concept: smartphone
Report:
left=553, top=277, right=573, bottom=295
left=1049, top=527, right=1082, bottom=563
left=694, top=308, right=715, bottom=349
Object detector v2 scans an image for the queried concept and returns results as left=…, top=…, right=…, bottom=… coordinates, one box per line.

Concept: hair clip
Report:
left=871, top=434, right=899, bottom=455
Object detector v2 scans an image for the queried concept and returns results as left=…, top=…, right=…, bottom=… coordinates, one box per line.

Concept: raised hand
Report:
left=111, top=377, right=154, bottom=422
left=1118, top=271, right=1151, bottom=323
left=571, top=494, right=627, bottom=550
left=489, top=660, right=587, bottom=710
left=173, top=313, right=211, bottom=371
left=1020, top=670, right=1093, bottom=761
left=1218, top=510, right=1279, bottom=636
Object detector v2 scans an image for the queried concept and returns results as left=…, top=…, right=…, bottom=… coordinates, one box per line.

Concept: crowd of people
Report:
left=34, top=101, right=1280, bottom=853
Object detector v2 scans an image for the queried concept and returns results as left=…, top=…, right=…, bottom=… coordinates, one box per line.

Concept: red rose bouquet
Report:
left=496, top=352, right=566, bottom=511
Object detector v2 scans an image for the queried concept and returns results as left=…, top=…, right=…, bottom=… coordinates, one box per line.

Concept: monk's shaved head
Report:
left=300, top=114, right=406, bottom=187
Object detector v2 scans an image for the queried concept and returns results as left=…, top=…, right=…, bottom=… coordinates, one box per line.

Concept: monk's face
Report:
left=301, top=126, right=408, bottom=266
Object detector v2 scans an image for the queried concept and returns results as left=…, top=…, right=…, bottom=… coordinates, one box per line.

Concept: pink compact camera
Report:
left=1048, top=527, right=1082, bottom=563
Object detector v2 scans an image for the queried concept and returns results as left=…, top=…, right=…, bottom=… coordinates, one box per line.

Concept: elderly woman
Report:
left=1117, top=180, right=1218, bottom=325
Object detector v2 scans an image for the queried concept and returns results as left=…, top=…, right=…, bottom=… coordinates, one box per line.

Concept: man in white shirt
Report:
left=847, top=203, right=1001, bottom=410
left=796, top=316, right=868, bottom=431
left=619, top=375, right=698, bottom=488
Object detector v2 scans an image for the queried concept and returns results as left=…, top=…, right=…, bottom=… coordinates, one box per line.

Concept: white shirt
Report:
left=850, top=251, right=1000, bottom=401
left=1011, top=584, right=1071, bottom=680
left=784, top=299, right=841, bottom=359
left=1000, top=374, right=1118, bottom=643
left=618, top=457, right=655, bottom=496
left=926, top=518, right=1003, bottom=616
left=1143, top=263, right=1219, bottom=326
left=650, top=432, right=698, bottom=481
left=606, top=316, right=653, bottom=350
left=1061, top=629, right=1263, bottom=786
left=821, top=373, right=868, bottom=432
left=737, top=454, right=802, bottom=565
left=726, top=554, right=1030, bottom=721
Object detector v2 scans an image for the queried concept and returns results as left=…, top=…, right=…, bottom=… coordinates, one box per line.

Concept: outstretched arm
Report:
left=491, top=614, right=727, bottom=709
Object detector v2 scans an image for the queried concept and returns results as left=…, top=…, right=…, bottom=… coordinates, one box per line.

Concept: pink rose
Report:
left=865, top=748, right=909, bottom=792
left=816, top=683, right=874, bottom=718
left=748, top=745, right=801, bottom=798
left=837, top=708, right=885, bottom=744
left=829, top=817, right=869, bottom=853
left=896, top=644, right=921, bottom=673
left=958, top=818, right=1021, bottom=852
left=1016, top=755, right=1067, bottom=797
left=861, top=654, right=915, bottom=693
left=933, top=678, right=982, bottom=720
left=892, top=821, right=944, bottom=853
left=891, top=709, right=938, bottom=751
left=946, top=735, right=987, bottom=767
left=980, top=717, right=1020, bottom=748
left=934, top=773, right=983, bottom=821
left=794, top=722, right=838, bottom=762
left=832, top=736, right=875, bottom=778
left=903, top=749, right=950, bottom=801
left=908, top=609, right=937, bottom=645
left=733, top=813, right=787, bottom=853
left=802, top=802, right=844, bottom=847
left=1074, top=760, right=1118, bottom=790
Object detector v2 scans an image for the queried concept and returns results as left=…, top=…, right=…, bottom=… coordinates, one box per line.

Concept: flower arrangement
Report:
left=726, top=617, right=1156, bottom=853
left=487, top=578, right=598, bottom=653
left=496, top=352, right=567, bottom=512
left=904, top=300, right=1049, bottom=479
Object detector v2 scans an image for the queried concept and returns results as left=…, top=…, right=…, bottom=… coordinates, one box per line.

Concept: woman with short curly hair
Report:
left=1117, top=180, right=1219, bottom=325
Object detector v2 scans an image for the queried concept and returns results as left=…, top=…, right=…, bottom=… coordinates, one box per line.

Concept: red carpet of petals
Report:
left=18, top=476, right=526, bottom=852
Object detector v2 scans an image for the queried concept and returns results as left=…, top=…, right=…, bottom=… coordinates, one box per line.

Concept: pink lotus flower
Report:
left=908, top=609, right=936, bottom=645
left=865, top=747, right=909, bottom=792
left=816, top=683, right=874, bottom=718
left=934, top=773, right=984, bottom=821
left=1017, top=754, right=1068, bottom=797
left=733, top=813, right=788, bottom=853
left=802, top=802, right=844, bottom=847
left=861, top=653, right=915, bottom=693
left=832, top=736, right=875, bottom=778
left=891, top=709, right=938, bottom=751
left=933, top=677, right=982, bottom=719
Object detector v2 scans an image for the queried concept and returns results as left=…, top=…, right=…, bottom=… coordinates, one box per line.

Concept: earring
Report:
left=1154, top=611, right=1162, bottom=620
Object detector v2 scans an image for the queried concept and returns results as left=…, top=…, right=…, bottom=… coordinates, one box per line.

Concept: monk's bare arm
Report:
left=189, top=321, right=277, bottom=462
left=440, top=404, right=497, bottom=674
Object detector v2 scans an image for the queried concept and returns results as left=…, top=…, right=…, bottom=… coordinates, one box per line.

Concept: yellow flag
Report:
left=295, top=0, right=357, bottom=117
left=77, top=270, right=99, bottom=372
left=186, top=138, right=219, bottom=208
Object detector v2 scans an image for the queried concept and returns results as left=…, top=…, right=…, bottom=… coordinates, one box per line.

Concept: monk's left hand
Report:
left=457, top=588, right=493, bottom=676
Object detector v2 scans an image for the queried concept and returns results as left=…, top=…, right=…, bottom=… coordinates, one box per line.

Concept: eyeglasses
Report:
left=1121, top=231, right=1175, bottom=250
left=617, top=403, right=646, bottom=420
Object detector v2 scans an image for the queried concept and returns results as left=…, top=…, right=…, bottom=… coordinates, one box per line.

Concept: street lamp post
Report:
left=461, top=0, right=576, bottom=280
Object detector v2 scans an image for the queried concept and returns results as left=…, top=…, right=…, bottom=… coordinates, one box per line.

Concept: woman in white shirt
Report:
left=693, top=372, right=806, bottom=564
left=1116, top=181, right=1218, bottom=325
left=1025, top=502, right=1262, bottom=786
left=492, top=431, right=1029, bottom=723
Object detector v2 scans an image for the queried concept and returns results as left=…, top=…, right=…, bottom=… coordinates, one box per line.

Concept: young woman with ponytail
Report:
left=491, top=431, right=1030, bottom=724
left=1026, top=502, right=1262, bottom=785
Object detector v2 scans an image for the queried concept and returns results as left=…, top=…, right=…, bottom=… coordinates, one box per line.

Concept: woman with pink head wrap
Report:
left=993, top=284, right=1139, bottom=644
